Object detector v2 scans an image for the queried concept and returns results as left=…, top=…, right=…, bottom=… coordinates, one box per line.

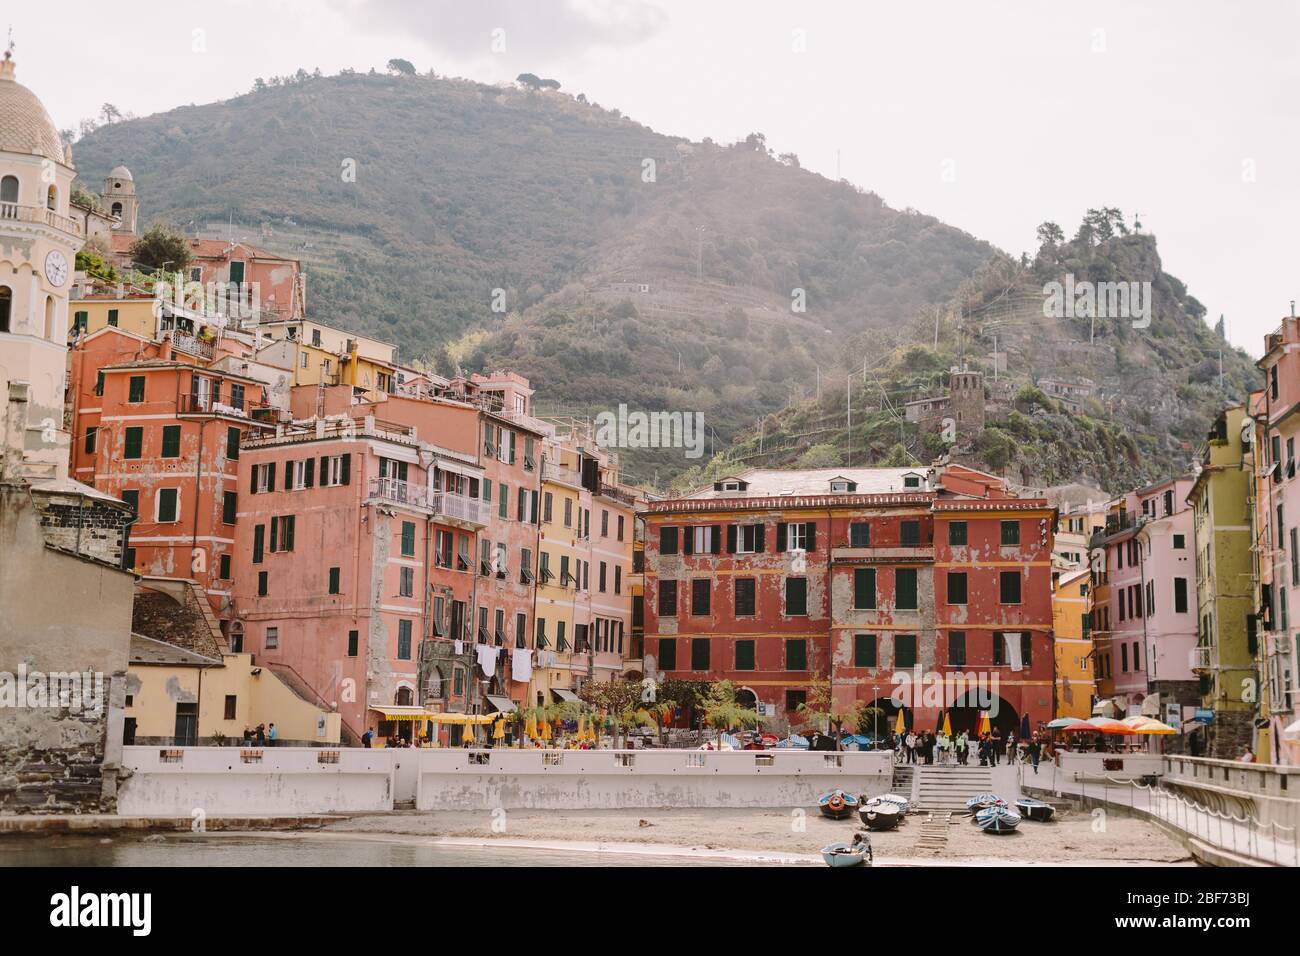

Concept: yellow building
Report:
left=533, top=439, right=587, bottom=703
left=1052, top=566, right=1095, bottom=718
left=68, top=292, right=159, bottom=341
left=254, top=319, right=400, bottom=402
left=127, top=578, right=339, bottom=744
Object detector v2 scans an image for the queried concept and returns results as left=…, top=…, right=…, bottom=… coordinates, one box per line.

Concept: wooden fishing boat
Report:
left=858, top=799, right=902, bottom=831
left=817, top=789, right=860, bottom=820
left=1014, top=798, right=1055, bottom=822
left=873, top=793, right=910, bottom=815
left=821, top=836, right=873, bottom=867
left=975, top=805, right=1021, bottom=833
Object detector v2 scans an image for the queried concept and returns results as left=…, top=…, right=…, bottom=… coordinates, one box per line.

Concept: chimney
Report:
left=2, top=381, right=31, bottom=483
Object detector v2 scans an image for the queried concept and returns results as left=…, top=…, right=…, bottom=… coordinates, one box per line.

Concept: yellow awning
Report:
left=371, top=706, right=440, bottom=722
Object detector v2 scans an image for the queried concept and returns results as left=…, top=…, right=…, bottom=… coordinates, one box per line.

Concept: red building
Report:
left=68, top=325, right=273, bottom=619
left=641, top=465, right=1056, bottom=735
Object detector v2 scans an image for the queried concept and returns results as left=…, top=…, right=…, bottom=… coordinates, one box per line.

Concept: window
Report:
left=692, top=579, right=711, bottom=616
left=348, top=630, right=359, bottom=657
left=84, top=426, right=96, bottom=455
left=516, top=612, right=527, bottom=649
left=121, top=489, right=138, bottom=514
left=495, top=609, right=506, bottom=646
left=258, top=572, right=269, bottom=597
left=614, top=565, right=622, bottom=594
left=542, top=492, right=553, bottom=523
left=690, top=525, right=720, bottom=554
left=658, top=638, right=677, bottom=671
left=948, top=631, right=966, bottom=667
left=224, top=695, right=237, bottom=720
left=947, top=571, right=968, bottom=605
left=690, top=638, right=711, bottom=671
left=270, top=514, right=295, bottom=552
left=785, top=577, right=808, bottom=616
left=226, top=426, right=241, bottom=462
left=397, top=620, right=412, bottom=660
left=229, top=383, right=245, bottom=411
left=784, top=522, right=814, bottom=552
left=732, top=522, right=763, bottom=553
left=1000, top=571, right=1022, bottom=604
left=786, top=639, right=807, bottom=670
left=158, top=425, right=181, bottom=459
left=1173, top=533, right=1185, bottom=549
left=895, top=568, right=918, bottom=610
left=1000, top=520, right=1020, bottom=546
left=601, top=510, right=609, bottom=536
left=599, top=561, right=607, bottom=592
left=400, top=521, right=415, bottom=557
left=660, top=527, right=679, bottom=555
left=734, top=577, right=756, bottom=616
left=659, top=580, right=678, bottom=616
left=785, top=690, right=806, bottom=712
left=128, top=376, right=146, bottom=403
left=1121, top=643, right=1129, bottom=672
left=854, top=633, right=877, bottom=668
left=157, top=488, right=179, bottom=523
left=849, top=522, right=870, bottom=547
left=900, top=520, right=920, bottom=546
left=735, top=640, right=755, bottom=670
left=219, top=554, right=231, bottom=580
left=253, top=524, right=265, bottom=563
left=617, top=515, right=625, bottom=541
left=895, top=634, right=917, bottom=668
left=853, top=568, right=876, bottom=609
left=124, top=426, right=143, bottom=460
left=949, top=521, right=967, bottom=546
left=1174, top=577, right=1188, bottom=613
left=398, top=566, right=412, bottom=597
left=222, top=490, right=237, bottom=524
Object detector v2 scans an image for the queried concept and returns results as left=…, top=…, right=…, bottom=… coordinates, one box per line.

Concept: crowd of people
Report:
left=880, top=728, right=1047, bottom=772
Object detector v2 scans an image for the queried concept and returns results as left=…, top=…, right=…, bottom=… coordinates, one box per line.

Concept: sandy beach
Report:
left=324, top=805, right=1193, bottom=866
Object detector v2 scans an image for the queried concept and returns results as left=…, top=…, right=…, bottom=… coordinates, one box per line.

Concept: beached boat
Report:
left=817, top=789, right=860, bottom=820
left=1014, top=798, right=1055, bottom=822
left=965, top=793, right=1006, bottom=813
left=974, top=805, right=1021, bottom=833
left=858, top=799, right=902, bottom=831
left=821, top=836, right=872, bottom=867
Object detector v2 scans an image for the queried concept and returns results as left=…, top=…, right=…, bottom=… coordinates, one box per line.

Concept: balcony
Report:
left=369, top=477, right=428, bottom=510
left=172, top=332, right=215, bottom=360
left=432, top=491, right=489, bottom=528
left=0, top=201, right=83, bottom=238
left=1190, top=644, right=1214, bottom=673
left=542, top=460, right=583, bottom=488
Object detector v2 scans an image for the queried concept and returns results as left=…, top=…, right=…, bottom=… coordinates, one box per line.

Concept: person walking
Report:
left=906, top=731, right=917, bottom=764
left=1006, top=734, right=1017, bottom=766
left=361, top=728, right=373, bottom=748
left=1028, top=735, right=1041, bottom=774
left=991, top=730, right=1002, bottom=765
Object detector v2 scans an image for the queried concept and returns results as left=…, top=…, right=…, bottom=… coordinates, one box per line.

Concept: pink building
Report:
left=1256, top=316, right=1300, bottom=761
left=1091, top=477, right=1199, bottom=726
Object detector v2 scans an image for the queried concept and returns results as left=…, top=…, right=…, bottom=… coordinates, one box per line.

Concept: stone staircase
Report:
left=914, top=765, right=994, bottom=811
left=890, top=763, right=917, bottom=802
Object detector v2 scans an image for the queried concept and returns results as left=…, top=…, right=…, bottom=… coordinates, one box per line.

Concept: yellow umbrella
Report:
left=894, top=710, right=906, bottom=734
left=1127, top=717, right=1177, bottom=735
left=577, top=715, right=587, bottom=739
left=942, top=711, right=952, bottom=737
left=525, top=715, right=537, bottom=739
left=493, top=718, right=505, bottom=740
left=977, top=712, right=991, bottom=735
left=541, top=719, right=552, bottom=741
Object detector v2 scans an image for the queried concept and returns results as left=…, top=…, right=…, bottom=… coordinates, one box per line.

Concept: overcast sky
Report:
left=13, top=0, right=1298, bottom=354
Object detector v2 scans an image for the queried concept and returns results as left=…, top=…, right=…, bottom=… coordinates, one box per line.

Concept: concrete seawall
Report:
left=114, top=746, right=893, bottom=815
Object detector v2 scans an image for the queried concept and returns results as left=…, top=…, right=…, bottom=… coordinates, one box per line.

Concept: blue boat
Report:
left=874, top=793, right=910, bottom=815
left=821, top=835, right=873, bottom=867
left=817, top=789, right=860, bottom=819
left=975, top=805, right=1021, bottom=833
left=1014, top=798, right=1055, bottom=822
left=965, top=793, right=1006, bottom=812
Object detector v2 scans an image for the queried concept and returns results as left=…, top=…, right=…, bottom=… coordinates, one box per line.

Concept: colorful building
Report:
left=1051, top=566, right=1094, bottom=718
left=1189, top=405, right=1258, bottom=758
left=1255, top=317, right=1300, bottom=763
left=641, top=464, right=1057, bottom=735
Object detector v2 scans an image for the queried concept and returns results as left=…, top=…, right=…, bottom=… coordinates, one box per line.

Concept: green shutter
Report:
left=123, top=427, right=143, bottom=459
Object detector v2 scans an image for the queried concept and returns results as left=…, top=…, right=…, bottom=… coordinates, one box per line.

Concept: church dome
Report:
left=0, top=56, right=66, bottom=164
left=108, top=164, right=133, bottom=182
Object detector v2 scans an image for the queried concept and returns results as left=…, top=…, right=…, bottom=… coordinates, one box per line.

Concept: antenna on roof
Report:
left=4, top=26, right=14, bottom=61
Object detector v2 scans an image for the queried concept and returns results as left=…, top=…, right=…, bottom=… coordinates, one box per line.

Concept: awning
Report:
left=371, top=706, right=440, bottom=722
left=484, top=695, right=517, bottom=714
left=435, top=458, right=482, bottom=481
left=551, top=688, right=581, bottom=703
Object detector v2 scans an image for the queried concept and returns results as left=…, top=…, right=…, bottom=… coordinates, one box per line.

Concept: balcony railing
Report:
left=370, top=477, right=427, bottom=509
left=0, top=201, right=83, bottom=237
left=172, top=332, right=215, bottom=359
left=1190, top=645, right=1213, bottom=672
left=542, top=461, right=582, bottom=487
left=432, top=491, right=489, bottom=527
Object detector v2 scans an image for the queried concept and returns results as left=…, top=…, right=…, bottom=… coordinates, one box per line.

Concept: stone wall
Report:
left=0, top=706, right=114, bottom=813
left=32, top=491, right=131, bottom=567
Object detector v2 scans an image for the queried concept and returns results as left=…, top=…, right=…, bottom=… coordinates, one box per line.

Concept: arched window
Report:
left=0, top=286, right=12, bottom=333
left=110, top=201, right=122, bottom=218
left=44, top=296, right=56, bottom=341
left=395, top=686, right=413, bottom=707
left=46, top=184, right=57, bottom=210
left=0, top=175, right=18, bottom=213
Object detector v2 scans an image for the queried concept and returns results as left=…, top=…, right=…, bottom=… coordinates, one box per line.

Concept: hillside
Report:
left=72, top=71, right=1254, bottom=490
left=690, top=223, right=1260, bottom=494
left=72, top=69, right=994, bottom=485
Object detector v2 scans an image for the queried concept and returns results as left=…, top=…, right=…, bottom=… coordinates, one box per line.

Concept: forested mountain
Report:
left=74, top=69, right=1254, bottom=489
